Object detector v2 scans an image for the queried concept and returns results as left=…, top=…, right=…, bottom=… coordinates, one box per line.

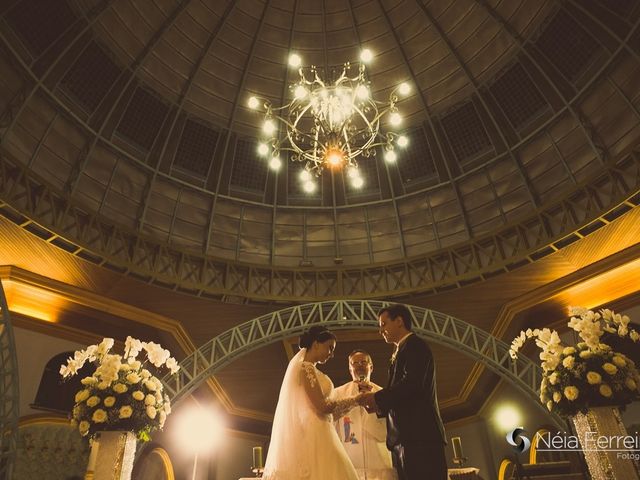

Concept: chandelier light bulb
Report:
left=351, top=176, right=364, bottom=189
left=303, top=180, right=316, bottom=193
left=326, top=149, right=344, bottom=168
left=389, top=112, right=402, bottom=126
left=360, top=49, right=373, bottom=63
left=263, top=119, right=276, bottom=136
left=299, top=170, right=312, bottom=182
left=289, top=53, right=302, bottom=68
left=399, top=83, right=411, bottom=96
left=347, top=167, right=359, bottom=179
left=294, top=85, right=308, bottom=100
left=248, top=96, right=259, bottom=109
left=384, top=150, right=397, bottom=163
left=356, top=85, right=369, bottom=100
left=397, top=135, right=409, bottom=148
left=257, top=143, right=269, bottom=156
left=269, top=156, right=282, bottom=171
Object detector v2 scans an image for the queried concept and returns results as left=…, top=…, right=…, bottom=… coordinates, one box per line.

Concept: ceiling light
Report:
left=257, top=143, right=269, bottom=156
left=299, top=169, right=312, bottom=182
left=294, top=85, right=307, bottom=99
left=289, top=53, right=301, bottom=68
left=397, top=135, right=408, bottom=148
left=262, top=119, right=276, bottom=135
left=303, top=180, right=316, bottom=193
left=347, top=167, right=359, bottom=179
left=248, top=96, right=259, bottom=109
left=269, top=156, right=282, bottom=171
left=351, top=176, right=364, bottom=189
left=398, top=83, right=411, bottom=96
left=384, top=150, right=397, bottom=163
left=249, top=52, right=409, bottom=189
left=360, top=49, right=373, bottom=63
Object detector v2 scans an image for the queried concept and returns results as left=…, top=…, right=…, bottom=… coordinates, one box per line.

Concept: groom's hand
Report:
left=358, top=392, right=378, bottom=413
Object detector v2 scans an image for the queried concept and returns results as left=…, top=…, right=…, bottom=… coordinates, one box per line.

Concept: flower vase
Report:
left=85, top=431, right=137, bottom=480
left=571, top=406, right=640, bottom=480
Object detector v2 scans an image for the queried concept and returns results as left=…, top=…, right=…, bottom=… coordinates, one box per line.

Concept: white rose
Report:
left=145, top=394, right=156, bottom=406
left=143, top=380, right=157, bottom=392
left=75, top=389, right=90, bottom=403
left=125, top=372, right=141, bottom=384
left=146, top=406, right=157, bottom=419
left=113, top=383, right=128, bottom=394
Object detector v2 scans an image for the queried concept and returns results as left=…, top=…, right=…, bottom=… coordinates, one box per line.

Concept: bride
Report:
left=262, top=326, right=361, bottom=480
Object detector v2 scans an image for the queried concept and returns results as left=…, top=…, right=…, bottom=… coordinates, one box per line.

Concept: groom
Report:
left=358, top=304, right=447, bottom=480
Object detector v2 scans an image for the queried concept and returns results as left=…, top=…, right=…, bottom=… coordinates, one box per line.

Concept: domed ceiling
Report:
left=1, top=0, right=640, bottom=302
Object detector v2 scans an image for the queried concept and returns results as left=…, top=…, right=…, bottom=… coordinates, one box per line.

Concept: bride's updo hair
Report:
left=299, top=326, right=336, bottom=349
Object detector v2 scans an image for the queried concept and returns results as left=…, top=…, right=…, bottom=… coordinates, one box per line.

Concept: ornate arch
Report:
left=163, top=300, right=561, bottom=426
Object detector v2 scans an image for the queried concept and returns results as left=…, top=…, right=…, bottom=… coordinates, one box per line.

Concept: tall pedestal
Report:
left=572, top=406, right=640, bottom=480
left=85, top=431, right=137, bottom=480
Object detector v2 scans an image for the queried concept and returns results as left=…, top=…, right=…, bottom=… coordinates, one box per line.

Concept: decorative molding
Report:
left=0, top=145, right=638, bottom=301
left=0, top=266, right=272, bottom=423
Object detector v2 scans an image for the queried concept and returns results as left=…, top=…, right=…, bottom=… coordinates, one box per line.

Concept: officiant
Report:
left=333, top=350, right=398, bottom=480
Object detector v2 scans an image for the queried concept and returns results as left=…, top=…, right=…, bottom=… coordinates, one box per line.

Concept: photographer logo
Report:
left=506, top=427, right=531, bottom=453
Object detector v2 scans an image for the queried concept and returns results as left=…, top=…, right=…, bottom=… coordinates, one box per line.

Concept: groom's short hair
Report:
left=378, top=304, right=412, bottom=330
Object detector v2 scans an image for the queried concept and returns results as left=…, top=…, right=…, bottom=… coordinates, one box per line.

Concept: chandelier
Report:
left=248, top=49, right=410, bottom=192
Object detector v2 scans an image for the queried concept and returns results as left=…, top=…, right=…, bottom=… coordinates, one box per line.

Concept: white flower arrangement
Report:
left=60, top=336, right=180, bottom=441
left=510, top=307, right=640, bottom=417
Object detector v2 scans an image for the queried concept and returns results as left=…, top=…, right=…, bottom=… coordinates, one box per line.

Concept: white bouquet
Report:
left=60, top=336, right=180, bottom=441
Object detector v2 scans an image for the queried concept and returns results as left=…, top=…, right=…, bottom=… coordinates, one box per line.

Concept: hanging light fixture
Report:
left=248, top=49, right=410, bottom=192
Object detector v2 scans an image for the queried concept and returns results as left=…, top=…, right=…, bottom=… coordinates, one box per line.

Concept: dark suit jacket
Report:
left=374, top=334, right=446, bottom=450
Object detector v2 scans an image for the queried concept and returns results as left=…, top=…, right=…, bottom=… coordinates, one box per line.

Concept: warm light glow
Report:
left=299, top=170, right=312, bottom=182
left=175, top=406, right=225, bottom=454
left=397, top=135, right=408, bottom=147
left=351, top=176, right=364, bottom=189
left=257, top=143, right=269, bottom=156
left=360, top=49, right=373, bottom=63
left=10, top=304, right=55, bottom=323
left=262, top=120, right=276, bottom=135
left=269, top=156, right=282, bottom=171
left=3, top=280, right=65, bottom=323
left=294, top=85, right=307, bottom=99
left=399, top=83, right=411, bottom=95
left=384, top=150, right=397, bottom=163
left=495, top=405, right=521, bottom=432
left=303, top=180, right=316, bottom=193
left=389, top=112, right=402, bottom=126
left=288, top=53, right=302, bottom=67
left=347, top=168, right=359, bottom=179
left=248, top=96, right=259, bottom=109
left=559, top=257, right=640, bottom=311
left=325, top=149, right=344, bottom=168
left=356, top=85, right=369, bottom=100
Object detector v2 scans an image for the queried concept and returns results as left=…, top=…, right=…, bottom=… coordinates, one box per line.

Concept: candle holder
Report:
left=251, top=467, right=264, bottom=477
left=452, top=456, right=468, bottom=468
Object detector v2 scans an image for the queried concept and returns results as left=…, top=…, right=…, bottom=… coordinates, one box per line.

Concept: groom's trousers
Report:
left=392, top=442, right=448, bottom=480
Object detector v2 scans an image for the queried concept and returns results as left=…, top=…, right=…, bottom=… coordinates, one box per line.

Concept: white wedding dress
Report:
left=263, top=349, right=359, bottom=480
